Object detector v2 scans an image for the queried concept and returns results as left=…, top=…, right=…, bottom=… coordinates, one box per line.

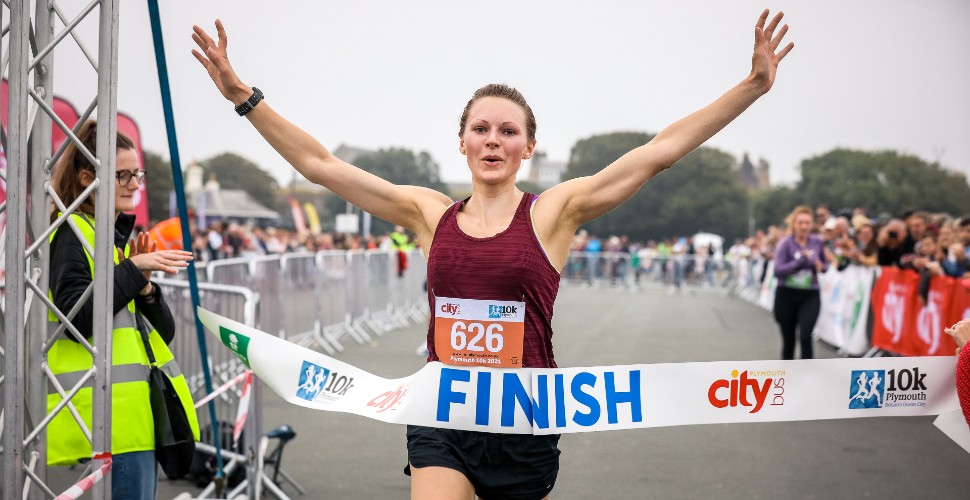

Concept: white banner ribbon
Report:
left=197, top=307, right=960, bottom=436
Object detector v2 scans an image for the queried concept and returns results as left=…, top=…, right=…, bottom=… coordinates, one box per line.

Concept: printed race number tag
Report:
left=434, top=296, right=525, bottom=368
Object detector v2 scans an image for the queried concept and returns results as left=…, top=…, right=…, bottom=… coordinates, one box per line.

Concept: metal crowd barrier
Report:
left=314, top=250, right=352, bottom=353
left=170, top=249, right=430, bottom=356
left=251, top=256, right=285, bottom=339
left=279, top=253, right=319, bottom=343
left=205, top=256, right=251, bottom=288
left=156, top=279, right=259, bottom=446
left=561, top=251, right=735, bottom=291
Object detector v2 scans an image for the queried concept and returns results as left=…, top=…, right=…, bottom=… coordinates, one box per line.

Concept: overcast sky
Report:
left=47, top=1, right=970, bottom=188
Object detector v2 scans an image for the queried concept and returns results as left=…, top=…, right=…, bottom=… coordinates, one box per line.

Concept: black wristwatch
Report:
left=234, top=87, right=264, bottom=116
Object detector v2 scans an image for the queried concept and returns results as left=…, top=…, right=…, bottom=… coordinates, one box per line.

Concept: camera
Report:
left=888, top=230, right=899, bottom=239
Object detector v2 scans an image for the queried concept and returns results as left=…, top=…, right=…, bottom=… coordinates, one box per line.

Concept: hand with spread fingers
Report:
left=128, top=231, right=159, bottom=281
left=945, top=319, right=970, bottom=355
left=750, top=9, right=795, bottom=94
left=191, top=19, right=252, bottom=105
left=119, top=239, right=193, bottom=277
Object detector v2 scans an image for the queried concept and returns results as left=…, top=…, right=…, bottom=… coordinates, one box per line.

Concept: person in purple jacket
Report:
left=772, top=205, right=829, bottom=359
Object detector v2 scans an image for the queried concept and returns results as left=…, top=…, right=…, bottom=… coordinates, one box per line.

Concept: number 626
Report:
left=450, top=321, right=504, bottom=353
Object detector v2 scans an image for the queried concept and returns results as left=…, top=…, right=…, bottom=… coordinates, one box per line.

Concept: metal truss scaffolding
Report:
left=2, top=0, right=120, bottom=498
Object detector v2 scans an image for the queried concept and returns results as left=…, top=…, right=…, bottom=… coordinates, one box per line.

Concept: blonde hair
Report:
left=784, top=205, right=814, bottom=234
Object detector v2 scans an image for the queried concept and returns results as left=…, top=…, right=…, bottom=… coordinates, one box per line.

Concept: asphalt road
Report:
left=47, top=284, right=970, bottom=499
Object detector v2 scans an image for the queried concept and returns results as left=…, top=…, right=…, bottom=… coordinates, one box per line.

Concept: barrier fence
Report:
left=174, top=249, right=429, bottom=352
left=732, top=260, right=968, bottom=359
left=558, top=251, right=967, bottom=360
left=150, top=248, right=429, bottom=497
left=561, top=251, right=741, bottom=291
left=154, top=278, right=262, bottom=495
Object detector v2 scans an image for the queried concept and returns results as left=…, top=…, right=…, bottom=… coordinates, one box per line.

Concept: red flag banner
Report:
left=871, top=267, right=920, bottom=355
left=872, top=268, right=961, bottom=356
left=913, top=275, right=958, bottom=356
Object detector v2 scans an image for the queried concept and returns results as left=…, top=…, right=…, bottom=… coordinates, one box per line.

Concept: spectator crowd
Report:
left=156, top=205, right=970, bottom=293
left=559, top=205, right=970, bottom=294
left=142, top=219, right=408, bottom=263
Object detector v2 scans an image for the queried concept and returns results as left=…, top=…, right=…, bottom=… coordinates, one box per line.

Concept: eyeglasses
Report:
left=116, top=169, right=146, bottom=186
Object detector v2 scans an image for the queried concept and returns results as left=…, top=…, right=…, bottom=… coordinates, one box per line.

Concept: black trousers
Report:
left=773, top=286, right=820, bottom=360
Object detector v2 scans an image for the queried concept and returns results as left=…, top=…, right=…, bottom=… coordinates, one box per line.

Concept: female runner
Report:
left=192, top=9, right=793, bottom=499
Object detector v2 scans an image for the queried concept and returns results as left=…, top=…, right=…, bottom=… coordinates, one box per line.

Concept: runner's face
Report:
left=460, top=97, right=535, bottom=185
left=793, top=213, right=813, bottom=239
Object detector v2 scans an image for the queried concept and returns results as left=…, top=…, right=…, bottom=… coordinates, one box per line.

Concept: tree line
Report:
left=144, top=134, right=970, bottom=241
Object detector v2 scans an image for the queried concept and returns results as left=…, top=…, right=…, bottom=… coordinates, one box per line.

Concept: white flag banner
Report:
left=813, top=265, right=878, bottom=356
left=198, top=307, right=960, bottom=436
left=815, top=266, right=845, bottom=348
left=758, top=260, right=776, bottom=311
left=841, top=265, right=878, bottom=356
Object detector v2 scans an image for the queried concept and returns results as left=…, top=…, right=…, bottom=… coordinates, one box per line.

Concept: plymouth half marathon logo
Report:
left=219, top=327, right=251, bottom=368
left=848, top=368, right=927, bottom=409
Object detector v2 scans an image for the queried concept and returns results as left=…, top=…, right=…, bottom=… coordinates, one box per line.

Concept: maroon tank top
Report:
left=425, top=193, right=561, bottom=368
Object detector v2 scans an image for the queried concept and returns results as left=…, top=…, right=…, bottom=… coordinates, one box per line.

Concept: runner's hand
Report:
left=191, top=20, right=252, bottom=105
left=945, top=319, right=970, bottom=354
left=750, top=9, right=794, bottom=94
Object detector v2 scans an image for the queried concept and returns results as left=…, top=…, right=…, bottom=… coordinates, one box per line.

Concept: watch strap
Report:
left=234, top=87, right=264, bottom=116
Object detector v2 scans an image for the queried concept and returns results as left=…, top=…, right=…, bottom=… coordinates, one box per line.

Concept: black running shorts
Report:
left=405, top=425, right=561, bottom=500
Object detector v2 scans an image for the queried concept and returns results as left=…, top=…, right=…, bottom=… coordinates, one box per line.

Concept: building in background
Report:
left=183, top=160, right=280, bottom=226
left=526, top=150, right=567, bottom=191
left=737, top=152, right=771, bottom=191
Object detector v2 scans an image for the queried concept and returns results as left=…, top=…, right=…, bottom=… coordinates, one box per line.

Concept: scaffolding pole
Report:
left=1, top=1, right=121, bottom=499
left=3, top=2, right=33, bottom=497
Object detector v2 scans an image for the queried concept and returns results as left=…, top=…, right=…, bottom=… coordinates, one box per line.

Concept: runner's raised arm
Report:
left=532, top=9, right=794, bottom=267
left=191, top=20, right=452, bottom=245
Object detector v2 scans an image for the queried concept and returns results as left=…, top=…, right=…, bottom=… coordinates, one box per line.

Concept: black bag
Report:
left=188, top=421, right=246, bottom=488
left=136, top=312, right=196, bottom=480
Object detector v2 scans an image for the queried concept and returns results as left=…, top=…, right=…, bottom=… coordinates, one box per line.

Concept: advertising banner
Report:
left=815, top=266, right=845, bottom=348
left=872, top=269, right=962, bottom=356
left=815, top=265, right=877, bottom=356
left=872, top=267, right=920, bottom=355
left=199, top=307, right=960, bottom=436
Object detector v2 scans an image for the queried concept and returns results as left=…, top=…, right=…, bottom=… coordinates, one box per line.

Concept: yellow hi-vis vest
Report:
left=390, top=231, right=413, bottom=250
left=46, top=213, right=200, bottom=465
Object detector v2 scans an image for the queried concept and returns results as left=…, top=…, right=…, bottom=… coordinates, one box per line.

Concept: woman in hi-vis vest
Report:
left=46, top=120, right=197, bottom=499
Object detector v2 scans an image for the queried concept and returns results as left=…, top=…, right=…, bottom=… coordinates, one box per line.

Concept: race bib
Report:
left=434, top=296, right=525, bottom=368
left=785, top=269, right=814, bottom=289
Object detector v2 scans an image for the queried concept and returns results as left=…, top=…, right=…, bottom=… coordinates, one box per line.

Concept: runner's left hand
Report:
left=750, top=9, right=794, bottom=94
left=192, top=20, right=252, bottom=105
